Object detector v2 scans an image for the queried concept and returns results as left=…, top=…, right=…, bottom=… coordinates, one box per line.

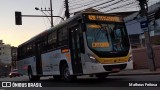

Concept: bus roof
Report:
left=18, top=12, right=124, bottom=47
left=18, top=12, right=82, bottom=47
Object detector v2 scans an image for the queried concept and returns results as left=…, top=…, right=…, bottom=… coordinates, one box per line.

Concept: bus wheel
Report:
left=95, top=73, right=108, bottom=79
left=61, top=64, right=77, bottom=81
left=28, top=67, right=40, bottom=81
left=28, top=67, right=33, bottom=81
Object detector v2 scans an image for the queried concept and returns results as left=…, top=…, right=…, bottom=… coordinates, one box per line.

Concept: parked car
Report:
left=9, top=69, right=20, bottom=78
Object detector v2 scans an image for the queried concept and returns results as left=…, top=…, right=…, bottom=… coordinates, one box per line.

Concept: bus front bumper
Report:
left=84, top=62, right=127, bottom=74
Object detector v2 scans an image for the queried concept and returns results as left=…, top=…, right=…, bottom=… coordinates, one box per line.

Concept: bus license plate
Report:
left=112, top=68, right=120, bottom=72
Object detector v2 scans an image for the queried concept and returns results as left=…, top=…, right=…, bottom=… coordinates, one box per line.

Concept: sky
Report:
left=0, top=0, right=63, bottom=47
left=0, top=0, right=159, bottom=47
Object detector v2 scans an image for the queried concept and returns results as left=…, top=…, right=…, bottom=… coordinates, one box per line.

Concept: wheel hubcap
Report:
left=64, top=68, right=70, bottom=79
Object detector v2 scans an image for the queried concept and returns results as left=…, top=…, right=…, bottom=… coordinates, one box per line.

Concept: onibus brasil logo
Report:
left=1, top=82, right=42, bottom=87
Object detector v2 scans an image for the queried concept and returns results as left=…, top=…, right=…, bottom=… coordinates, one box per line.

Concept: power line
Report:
left=41, top=12, right=50, bottom=29
left=69, top=0, right=142, bottom=15
left=69, top=0, right=100, bottom=8
left=69, top=0, right=85, bottom=4
left=120, top=3, right=139, bottom=11
left=70, top=0, right=114, bottom=12
left=70, top=0, right=135, bottom=14
left=54, top=0, right=65, bottom=24
left=96, top=0, right=125, bottom=10
left=69, top=0, right=102, bottom=10
left=106, top=2, right=136, bottom=13
left=90, top=0, right=115, bottom=8
left=104, top=0, right=137, bottom=12
left=109, top=0, right=139, bottom=11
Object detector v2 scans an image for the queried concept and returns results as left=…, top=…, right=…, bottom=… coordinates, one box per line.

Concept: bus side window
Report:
left=26, top=44, right=29, bottom=57
left=48, top=31, right=57, bottom=50
left=42, top=36, right=47, bottom=53
left=26, top=44, right=33, bottom=57
left=58, top=29, right=63, bottom=46
left=18, top=48, right=22, bottom=60
left=21, top=46, right=26, bottom=59
left=62, top=27, right=69, bottom=45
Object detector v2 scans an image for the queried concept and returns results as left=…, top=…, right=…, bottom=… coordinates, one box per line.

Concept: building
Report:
left=0, top=40, right=12, bottom=65
left=11, top=46, right=17, bottom=69
left=124, top=2, right=160, bottom=48
left=0, top=40, right=12, bottom=76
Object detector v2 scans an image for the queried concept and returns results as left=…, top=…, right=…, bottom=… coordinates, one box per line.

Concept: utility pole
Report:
left=35, top=0, right=53, bottom=27
left=50, top=0, right=53, bottom=27
left=65, top=0, right=70, bottom=19
left=137, top=0, right=156, bottom=71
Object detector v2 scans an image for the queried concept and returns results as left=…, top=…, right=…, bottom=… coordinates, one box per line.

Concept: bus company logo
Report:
left=2, top=82, right=11, bottom=87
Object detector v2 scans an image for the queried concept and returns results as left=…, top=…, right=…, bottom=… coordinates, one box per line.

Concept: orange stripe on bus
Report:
left=65, top=53, right=71, bottom=62
left=62, top=49, right=69, bottom=53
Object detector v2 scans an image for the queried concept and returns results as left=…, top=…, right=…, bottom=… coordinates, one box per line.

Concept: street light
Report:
left=35, top=0, right=53, bottom=27
left=35, top=7, right=39, bottom=10
left=35, top=7, right=51, bottom=25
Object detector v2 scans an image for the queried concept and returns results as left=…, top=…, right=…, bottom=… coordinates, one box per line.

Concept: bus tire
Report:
left=61, top=64, right=77, bottom=82
left=28, top=67, right=40, bottom=81
left=95, top=73, right=108, bottom=79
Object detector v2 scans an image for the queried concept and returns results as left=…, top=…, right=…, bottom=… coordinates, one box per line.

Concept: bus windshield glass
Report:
left=86, top=23, right=129, bottom=52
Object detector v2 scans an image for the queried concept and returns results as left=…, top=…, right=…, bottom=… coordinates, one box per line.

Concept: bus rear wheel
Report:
left=95, top=73, right=108, bottom=79
left=61, top=64, right=77, bottom=81
left=28, top=67, right=40, bottom=81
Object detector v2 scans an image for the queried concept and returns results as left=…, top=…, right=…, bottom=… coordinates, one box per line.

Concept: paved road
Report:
left=1, top=75, right=160, bottom=90
left=1, top=74, right=160, bottom=82
left=1, top=74, right=160, bottom=81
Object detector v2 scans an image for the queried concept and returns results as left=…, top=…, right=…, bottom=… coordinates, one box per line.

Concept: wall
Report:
left=0, top=43, right=12, bottom=64
left=132, top=45, right=160, bottom=69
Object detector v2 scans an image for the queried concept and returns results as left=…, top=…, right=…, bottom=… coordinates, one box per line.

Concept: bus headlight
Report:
left=128, top=54, right=133, bottom=62
left=88, top=54, right=99, bottom=63
left=89, top=55, right=96, bottom=60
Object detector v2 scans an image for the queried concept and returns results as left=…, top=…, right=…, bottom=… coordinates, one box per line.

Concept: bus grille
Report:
left=103, top=64, right=127, bottom=71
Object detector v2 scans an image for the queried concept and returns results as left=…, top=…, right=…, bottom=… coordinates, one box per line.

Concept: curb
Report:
left=109, top=72, right=160, bottom=76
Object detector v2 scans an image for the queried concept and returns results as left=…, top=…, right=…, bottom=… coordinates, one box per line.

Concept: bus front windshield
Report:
left=86, top=23, right=130, bottom=53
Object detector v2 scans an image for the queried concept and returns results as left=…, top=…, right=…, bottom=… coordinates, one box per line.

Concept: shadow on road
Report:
left=38, top=77, right=129, bottom=87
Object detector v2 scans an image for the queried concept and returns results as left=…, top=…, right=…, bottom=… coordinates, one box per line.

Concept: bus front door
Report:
left=69, top=26, right=83, bottom=74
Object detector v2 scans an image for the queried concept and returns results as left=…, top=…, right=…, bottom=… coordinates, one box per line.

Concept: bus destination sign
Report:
left=87, top=15, right=123, bottom=22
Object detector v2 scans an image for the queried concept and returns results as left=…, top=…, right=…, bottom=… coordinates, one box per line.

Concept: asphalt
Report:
left=109, top=68, right=160, bottom=76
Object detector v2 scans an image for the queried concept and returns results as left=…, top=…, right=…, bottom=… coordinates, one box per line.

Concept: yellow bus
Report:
left=17, top=12, right=132, bottom=81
